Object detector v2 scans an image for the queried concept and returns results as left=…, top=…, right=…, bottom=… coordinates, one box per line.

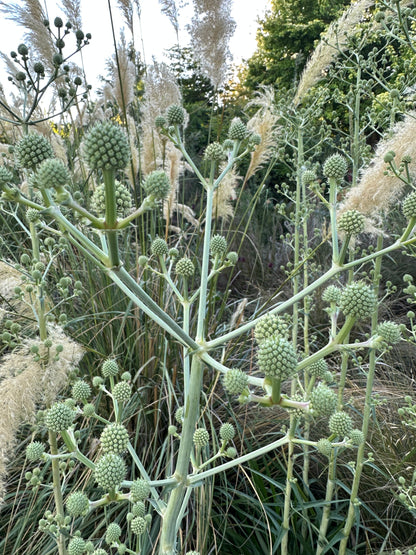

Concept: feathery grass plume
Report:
left=339, top=113, right=416, bottom=220
left=245, top=86, right=279, bottom=182
left=0, top=0, right=55, bottom=71
left=110, top=31, right=137, bottom=111
left=159, top=0, right=179, bottom=38
left=294, top=0, right=374, bottom=105
left=126, top=115, right=140, bottom=185
left=0, top=326, right=84, bottom=507
left=213, top=164, right=240, bottom=221
left=0, top=261, right=33, bottom=322
left=61, top=0, right=83, bottom=30
left=117, top=0, right=134, bottom=34
left=189, top=0, right=236, bottom=89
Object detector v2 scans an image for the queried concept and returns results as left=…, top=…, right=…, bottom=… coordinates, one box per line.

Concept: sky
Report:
left=0, top=0, right=271, bottom=93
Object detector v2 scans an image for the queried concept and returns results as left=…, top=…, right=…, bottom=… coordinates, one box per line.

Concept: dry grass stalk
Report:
left=189, top=0, right=236, bottom=89
left=117, top=0, right=134, bottom=35
left=294, top=0, right=374, bottom=105
left=0, top=326, right=84, bottom=506
left=159, top=0, right=179, bottom=36
left=111, top=31, right=136, bottom=111
left=61, top=0, right=83, bottom=30
left=213, top=164, right=240, bottom=221
left=0, top=0, right=55, bottom=72
left=0, top=261, right=33, bottom=322
left=339, top=113, right=416, bottom=220
left=245, top=86, right=279, bottom=182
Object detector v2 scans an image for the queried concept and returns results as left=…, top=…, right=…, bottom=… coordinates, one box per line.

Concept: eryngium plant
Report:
left=1, top=105, right=416, bottom=555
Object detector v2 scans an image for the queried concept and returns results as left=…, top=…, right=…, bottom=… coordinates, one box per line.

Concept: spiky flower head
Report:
left=102, top=359, right=119, bottom=378
left=82, top=121, right=130, bottom=171
left=71, top=380, right=91, bottom=402
left=308, top=358, right=328, bottom=378
left=112, top=381, right=132, bottom=403
left=322, top=153, right=348, bottom=180
left=166, top=104, right=185, bottom=125
left=132, top=501, right=146, bottom=517
left=94, top=453, right=127, bottom=490
left=91, top=181, right=132, bottom=217
left=193, top=428, right=209, bottom=447
left=223, top=368, right=248, bottom=395
left=338, top=209, right=365, bottom=235
left=100, top=423, right=129, bottom=454
left=131, top=516, right=147, bottom=535
left=83, top=403, right=95, bottom=417
left=322, top=285, right=342, bottom=304
left=36, top=158, right=69, bottom=189
left=0, top=166, right=13, bottom=186
left=66, top=491, right=89, bottom=517
left=340, top=282, right=377, bottom=319
left=105, top=522, right=122, bottom=544
left=15, top=134, right=54, bottom=170
left=68, top=536, right=86, bottom=555
left=328, top=410, right=353, bottom=437
left=257, top=336, right=298, bottom=380
left=151, top=238, right=169, bottom=256
left=92, top=550, right=107, bottom=555
left=376, top=321, right=402, bottom=345
left=26, top=441, right=45, bottom=461
left=302, top=169, right=317, bottom=185
left=226, top=252, right=238, bottom=265
left=130, top=478, right=150, bottom=502
left=402, top=191, right=416, bottom=220
left=317, top=438, right=333, bottom=457
left=45, top=402, right=74, bottom=432
left=155, top=115, right=166, bottom=128
left=228, top=118, right=247, bottom=141
left=175, top=406, right=184, bottom=424
left=310, top=384, right=337, bottom=417
left=210, top=235, right=227, bottom=257
left=349, top=429, right=364, bottom=446
left=254, top=313, right=289, bottom=343
left=226, top=446, right=237, bottom=458
left=175, top=257, right=195, bottom=277
left=204, top=142, right=224, bottom=162
left=219, top=422, right=235, bottom=442
left=142, top=170, right=171, bottom=200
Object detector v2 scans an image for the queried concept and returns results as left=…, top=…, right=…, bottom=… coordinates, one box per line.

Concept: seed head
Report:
left=254, top=313, right=289, bottom=343
left=193, top=428, right=209, bottom=447
left=204, top=142, right=224, bottom=162
left=94, top=453, right=126, bottom=490
left=91, top=181, right=132, bottom=217
left=105, top=522, right=122, bottom=544
left=223, top=368, right=248, bottom=395
left=151, top=238, right=169, bottom=256
left=66, top=491, right=89, bottom=516
left=166, top=104, right=185, bottom=125
left=257, top=336, right=298, bottom=380
left=142, top=170, right=170, bottom=200
left=210, top=234, right=227, bottom=257
left=102, top=359, right=119, bottom=378
left=310, top=384, right=337, bottom=417
left=322, top=153, right=348, bottom=180
left=131, top=516, right=147, bottom=535
left=26, top=441, right=45, bottom=461
left=322, top=285, right=342, bottom=304
left=376, top=321, right=402, bottom=345
left=219, top=423, right=235, bottom=442
left=71, top=380, right=91, bottom=401
left=100, top=423, right=129, bottom=454
left=15, top=134, right=54, bottom=170
left=329, top=410, right=353, bottom=437
left=82, top=122, right=130, bottom=171
left=175, top=257, right=195, bottom=277
left=317, top=438, right=333, bottom=457
left=402, top=191, right=416, bottom=220
left=308, top=358, right=328, bottom=378
left=338, top=209, right=365, bottom=235
left=340, top=282, right=377, bottom=319
left=302, top=169, right=317, bottom=185
left=349, top=429, right=364, bottom=445
left=112, top=381, right=132, bottom=403
left=68, top=537, right=86, bottom=555
left=228, top=118, right=247, bottom=141
left=130, top=478, right=150, bottom=502
left=45, top=402, right=74, bottom=432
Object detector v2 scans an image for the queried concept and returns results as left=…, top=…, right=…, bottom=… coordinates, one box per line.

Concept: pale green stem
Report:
left=351, top=63, right=361, bottom=187
left=338, top=235, right=384, bottom=553
left=183, top=296, right=191, bottom=397
left=103, top=169, right=120, bottom=268
left=49, top=431, right=67, bottom=555
left=281, top=417, right=297, bottom=554
left=159, top=356, right=204, bottom=555
left=196, top=185, right=214, bottom=341
left=316, top=448, right=338, bottom=555
left=329, top=176, right=339, bottom=262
